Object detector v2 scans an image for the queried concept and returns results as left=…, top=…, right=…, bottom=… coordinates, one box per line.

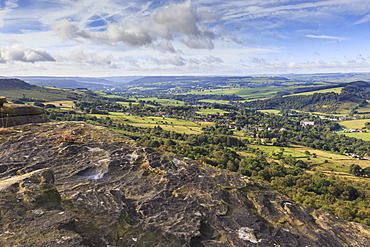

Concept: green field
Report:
left=258, top=109, right=281, bottom=115
left=181, top=87, right=292, bottom=100
left=195, top=109, right=229, bottom=115
left=291, top=87, right=343, bottom=96
left=140, top=97, right=184, bottom=105
left=47, top=100, right=75, bottom=108
left=198, top=99, right=231, bottom=104
left=251, top=143, right=370, bottom=174
left=90, top=112, right=203, bottom=134
left=341, top=132, right=370, bottom=141
left=356, top=105, right=370, bottom=113
left=340, top=119, right=370, bottom=129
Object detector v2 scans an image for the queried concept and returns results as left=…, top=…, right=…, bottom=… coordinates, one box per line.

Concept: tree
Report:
left=349, top=164, right=363, bottom=176
left=226, top=160, right=238, bottom=172
left=362, top=167, right=370, bottom=178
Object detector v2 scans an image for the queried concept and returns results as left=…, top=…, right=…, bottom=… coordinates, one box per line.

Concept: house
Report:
left=300, top=121, right=315, bottom=127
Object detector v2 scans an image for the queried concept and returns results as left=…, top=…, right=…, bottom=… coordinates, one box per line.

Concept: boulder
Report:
left=0, top=102, right=46, bottom=127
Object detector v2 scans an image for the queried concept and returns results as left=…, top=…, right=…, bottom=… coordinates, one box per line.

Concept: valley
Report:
left=2, top=75, right=370, bottom=228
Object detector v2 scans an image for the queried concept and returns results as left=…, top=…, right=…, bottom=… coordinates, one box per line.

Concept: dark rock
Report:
left=0, top=121, right=369, bottom=246
left=0, top=103, right=46, bottom=127
left=0, top=96, right=6, bottom=107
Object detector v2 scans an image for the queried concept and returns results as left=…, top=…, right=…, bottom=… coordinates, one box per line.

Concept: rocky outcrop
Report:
left=0, top=121, right=370, bottom=246
left=0, top=99, right=46, bottom=127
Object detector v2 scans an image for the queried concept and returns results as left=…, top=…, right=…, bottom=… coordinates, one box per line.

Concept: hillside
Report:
left=0, top=121, right=370, bottom=246
left=0, top=79, right=101, bottom=102
left=16, top=76, right=121, bottom=90
left=242, top=81, right=370, bottom=113
left=0, top=78, right=36, bottom=90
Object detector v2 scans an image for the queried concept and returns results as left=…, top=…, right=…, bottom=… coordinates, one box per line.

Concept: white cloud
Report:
left=306, top=34, right=347, bottom=42
left=150, top=54, right=186, bottom=66
left=354, top=13, right=370, bottom=25
left=52, top=19, right=91, bottom=42
left=1, top=0, right=370, bottom=76
left=149, top=41, right=178, bottom=53
left=0, top=44, right=55, bottom=63
left=51, top=1, right=218, bottom=50
left=0, top=0, right=19, bottom=27
left=60, top=49, right=116, bottom=68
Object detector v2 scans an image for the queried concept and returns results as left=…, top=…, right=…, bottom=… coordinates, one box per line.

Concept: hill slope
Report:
left=0, top=122, right=370, bottom=246
left=0, top=78, right=36, bottom=90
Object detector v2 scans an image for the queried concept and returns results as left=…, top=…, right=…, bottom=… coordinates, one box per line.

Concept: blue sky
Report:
left=0, top=0, right=370, bottom=76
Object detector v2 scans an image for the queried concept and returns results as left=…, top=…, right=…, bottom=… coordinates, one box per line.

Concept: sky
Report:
left=0, top=0, right=370, bottom=77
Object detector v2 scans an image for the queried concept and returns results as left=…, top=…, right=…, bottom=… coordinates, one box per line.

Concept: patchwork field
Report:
left=291, top=87, right=343, bottom=96
left=340, top=119, right=370, bottom=129
left=250, top=143, right=370, bottom=175
left=195, top=109, right=229, bottom=115
left=90, top=112, right=204, bottom=134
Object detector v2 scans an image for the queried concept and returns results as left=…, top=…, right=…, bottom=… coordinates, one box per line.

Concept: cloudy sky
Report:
left=0, top=0, right=370, bottom=76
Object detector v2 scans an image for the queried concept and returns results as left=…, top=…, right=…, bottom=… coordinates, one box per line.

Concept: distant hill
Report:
left=14, top=76, right=141, bottom=90
left=242, top=80, right=370, bottom=113
left=0, top=78, right=101, bottom=102
left=127, top=76, right=254, bottom=86
left=0, top=79, right=36, bottom=90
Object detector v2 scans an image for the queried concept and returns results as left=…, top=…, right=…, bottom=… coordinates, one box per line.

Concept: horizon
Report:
left=1, top=0, right=370, bottom=76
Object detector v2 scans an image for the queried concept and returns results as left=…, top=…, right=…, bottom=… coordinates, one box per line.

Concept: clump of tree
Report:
left=349, top=164, right=370, bottom=177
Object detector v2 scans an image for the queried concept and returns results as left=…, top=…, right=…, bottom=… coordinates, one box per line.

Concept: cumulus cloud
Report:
left=52, top=1, right=217, bottom=50
left=203, top=55, right=223, bottom=63
left=148, top=54, right=223, bottom=67
left=150, top=54, right=186, bottom=66
left=0, top=44, right=55, bottom=63
left=64, top=49, right=116, bottom=68
left=150, top=41, right=178, bottom=53
left=52, top=19, right=91, bottom=42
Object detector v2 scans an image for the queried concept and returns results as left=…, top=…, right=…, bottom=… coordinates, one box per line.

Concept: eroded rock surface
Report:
left=0, top=102, right=46, bottom=127
left=0, top=122, right=370, bottom=246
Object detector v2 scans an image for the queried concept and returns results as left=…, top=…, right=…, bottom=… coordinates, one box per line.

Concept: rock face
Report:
left=0, top=100, right=46, bottom=127
left=0, top=121, right=370, bottom=246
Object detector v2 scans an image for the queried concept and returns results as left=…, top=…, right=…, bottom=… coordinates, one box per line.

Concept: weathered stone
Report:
left=0, top=96, right=6, bottom=107
left=0, top=121, right=369, bottom=246
left=0, top=103, right=46, bottom=127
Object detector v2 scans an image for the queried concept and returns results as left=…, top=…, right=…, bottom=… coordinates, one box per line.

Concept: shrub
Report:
left=57, top=134, right=77, bottom=143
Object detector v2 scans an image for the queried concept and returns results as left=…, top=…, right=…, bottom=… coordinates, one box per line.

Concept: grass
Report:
left=336, top=102, right=359, bottom=114
left=198, top=99, right=231, bottom=104
left=291, top=87, right=343, bottom=96
left=340, top=132, right=370, bottom=141
left=340, top=119, right=369, bottom=129
left=89, top=112, right=203, bottom=134
left=356, top=105, right=370, bottom=113
left=180, top=87, right=293, bottom=100
left=140, top=97, right=184, bottom=105
left=195, top=109, right=229, bottom=115
left=249, top=143, right=370, bottom=176
left=258, top=109, right=281, bottom=115
left=115, top=101, right=154, bottom=108
left=46, top=100, right=75, bottom=108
